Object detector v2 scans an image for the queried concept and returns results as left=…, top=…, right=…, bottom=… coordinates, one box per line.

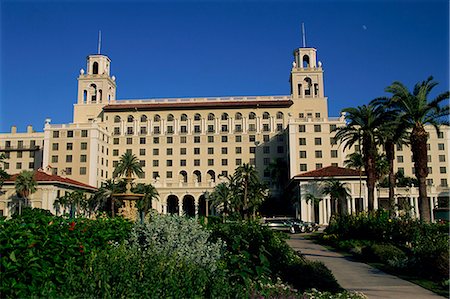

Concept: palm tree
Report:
left=133, top=183, right=159, bottom=221
left=334, top=104, right=390, bottom=211
left=247, top=182, right=269, bottom=219
left=233, top=163, right=259, bottom=219
left=14, top=170, right=37, bottom=215
left=344, top=151, right=364, bottom=201
left=210, top=182, right=233, bottom=221
left=371, top=97, right=410, bottom=217
left=385, top=76, right=449, bottom=222
left=95, top=179, right=125, bottom=217
left=323, top=179, right=350, bottom=216
left=113, top=152, right=144, bottom=179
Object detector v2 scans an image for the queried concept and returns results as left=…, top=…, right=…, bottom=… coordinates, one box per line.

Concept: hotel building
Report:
left=1, top=44, right=449, bottom=221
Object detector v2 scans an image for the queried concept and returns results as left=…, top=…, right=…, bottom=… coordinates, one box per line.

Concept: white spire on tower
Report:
left=301, top=23, right=306, bottom=48
left=97, top=30, right=102, bottom=54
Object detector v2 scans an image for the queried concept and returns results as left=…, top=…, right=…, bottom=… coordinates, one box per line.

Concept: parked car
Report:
left=262, top=217, right=311, bottom=234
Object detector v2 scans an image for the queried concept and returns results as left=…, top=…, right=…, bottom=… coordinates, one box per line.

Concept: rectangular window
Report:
left=180, top=136, right=187, bottom=143
left=236, top=158, right=242, bottom=166
left=194, top=136, right=201, bottom=143
left=316, top=163, right=323, bottom=169
left=249, top=135, right=256, bottom=142
left=180, top=160, right=186, bottom=166
left=194, top=125, right=201, bottom=133
left=276, top=124, right=283, bottom=132
left=263, top=146, right=270, bottom=154
left=53, top=131, right=59, bottom=138
left=298, top=125, right=306, bottom=132
left=235, top=147, right=242, bottom=154
left=140, top=149, right=146, bottom=156
left=397, top=156, right=404, bottom=163
left=140, top=126, right=147, bottom=135
left=167, top=148, right=173, bottom=155
left=51, top=155, right=58, bottom=163
left=194, top=148, right=200, bottom=155
left=330, top=137, right=337, bottom=145
left=397, top=144, right=403, bottom=151
left=221, top=147, right=228, bottom=154
left=153, top=137, right=159, bottom=144
left=441, top=179, right=448, bottom=187
left=27, top=162, right=33, bottom=169
left=180, top=148, right=187, bottom=155
left=249, top=158, right=255, bottom=165
left=221, top=125, right=228, bottom=132
left=222, top=159, right=228, bottom=166
left=80, top=155, right=87, bottom=162
left=299, top=113, right=304, bottom=118
left=235, top=124, right=242, bottom=132
left=166, top=171, right=173, bottom=179
left=29, top=151, right=35, bottom=158
left=127, top=127, right=134, bottom=135
left=167, top=126, right=174, bottom=134
left=208, top=136, right=214, bottom=143
left=153, top=160, right=159, bottom=167
left=81, top=130, right=88, bottom=137
left=194, top=159, right=200, bottom=166
left=263, top=135, right=270, bottom=142
left=17, top=151, right=22, bottom=158
left=315, top=138, right=322, bottom=145
left=427, top=179, right=433, bottom=186
left=66, top=155, right=72, bottom=163
left=300, top=164, right=307, bottom=172
left=331, top=150, right=338, bottom=158
left=167, top=136, right=173, bottom=144
left=299, top=138, right=306, bottom=145
left=140, top=160, right=146, bottom=167
left=16, top=162, right=22, bottom=170
left=235, top=135, right=242, bottom=142
left=153, top=149, right=159, bottom=155
left=300, top=151, right=307, bottom=158
left=438, top=132, right=444, bottom=139
left=65, top=167, right=72, bottom=175
left=152, top=172, right=159, bottom=179
left=250, top=147, right=256, bottom=154
left=208, top=147, right=214, bottom=155
left=329, top=124, right=337, bottom=131
left=249, top=124, right=256, bottom=132
left=114, top=127, right=120, bottom=135
left=439, top=155, right=446, bottom=162
left=208, top=125, right=214, bottom=133
left=52, top=143, right=59, bottom=151
left=262, top=124, right=270, bottom=132
left=80, top=167, right=87, bottom=175
left=180, top=126, right=187, bottom=133
left=438, top=143, right=445, bottom=150
left=113, top=149, right=119, bottom=156
left=67, top=130, right=73, bottom=138
left=166, top=160, right=173, bottom=167
left=263, top=158, right=270, bottom=165
left=440, top=167, right=447, bottom=174
left=140, top=137, right=146, bottom=144
left=315, top=150, right=323, bottom=158
left=127, top=138, right=133, bottom=145
left=222, top=136, right=228, bottom=143
left=154, top=126, right=160, bottom=134
left=208, top=159, right=214, bottom=166
left=113, top=138, right=119, bottom=145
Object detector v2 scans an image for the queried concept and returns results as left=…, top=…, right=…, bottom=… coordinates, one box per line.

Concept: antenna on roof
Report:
left=301, top=23, right=306, bottom=47
left=97, top=30, right=102, bottom=54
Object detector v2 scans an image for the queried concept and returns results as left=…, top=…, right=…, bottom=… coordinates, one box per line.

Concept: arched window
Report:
left=93, top=62, right=99, bottom=74
left=221, top=113, right=229, bottom=121
left=304, top=77, right=312, bottom=96
left=167, top=114, right=174, bottom=121
left=114, top=115, right=121, bottom=123
left=194, top=113, right=201, bottom=121
left=154, top=114, right=161, bottom=122
left=302, top=55, right=310, bottom=68
left=83, top=90, right=87, bottom=104
left=314, top=83, right=319, bottom=96
left=181, top=114, right=188, bottom=121
left=235, top=112, right=242, bottom=120
left=249, top=112, right=256, bottom=120
left=262, top=112, right=270, bottom=119
left=276, top=111, right=284, bottom=119
left=140, top=115, right=147, bottom=122
left=208, top=113, right=215, bottom=121
left=127, top=115, right=134, bottom=123
left=207, top=170, right=215, bottom=182
left=90, top=84, right=97, bottom=103
left=179, top=171, right=188, bottom=183
left=193, top=170, right=202, bottom=183
left=99, top=89, right=103, bottom=103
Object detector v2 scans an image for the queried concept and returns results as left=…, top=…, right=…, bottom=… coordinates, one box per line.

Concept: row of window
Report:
left=397, top=155, right=446, bottom=163
left=52, top=142, right=88, bottom=151
left=397, top=166, right=448, bottom=175
left=114, top=111, right=285, bottom=123
left=298, top=112, right=322, bottom=119
left=114, top=123, right=284, bottom=136
left=299, top=124, right=336, bottom=133
left=112, top=158, right=258, bottom=169
left=52, top=130, right=88, bottom=138
left=113, top=134, right=284, bottom=145
left=2, top=151, right=36, bottom=159
left=397, top=140, right=445, bottom=151
left=300, top=150, right=339, bottom=159
left=3, top=162, right=35, bottom=170
left=3, top=140, right=37, bottom=149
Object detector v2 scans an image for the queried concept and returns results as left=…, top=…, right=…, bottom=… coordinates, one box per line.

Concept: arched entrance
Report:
left=167, top=195, right=179, bottom=215
left=198, top=194, right=207, bottom=217
left=182, top=195, right=195, bottom=217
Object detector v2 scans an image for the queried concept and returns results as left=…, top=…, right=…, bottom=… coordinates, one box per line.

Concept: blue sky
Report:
left=1, top=0, right=449, bottom=133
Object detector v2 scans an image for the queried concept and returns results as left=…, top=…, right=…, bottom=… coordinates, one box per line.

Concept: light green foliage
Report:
left=128, top=213, right=224, bottom=272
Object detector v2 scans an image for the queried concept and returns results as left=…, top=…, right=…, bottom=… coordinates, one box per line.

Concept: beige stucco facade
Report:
left=1, top=45, right=448, bottom=220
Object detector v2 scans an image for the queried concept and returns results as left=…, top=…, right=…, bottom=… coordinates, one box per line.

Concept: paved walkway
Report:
left=286, top=235, right=443, bottom=299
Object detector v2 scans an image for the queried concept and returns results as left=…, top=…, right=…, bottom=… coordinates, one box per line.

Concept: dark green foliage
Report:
left=209, top=220, right=341, bottom=293
left=322, top=212, right=449, bottom=281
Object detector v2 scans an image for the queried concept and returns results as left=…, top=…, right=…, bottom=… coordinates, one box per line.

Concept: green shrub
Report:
left=370, top=244, right=408, bottom=270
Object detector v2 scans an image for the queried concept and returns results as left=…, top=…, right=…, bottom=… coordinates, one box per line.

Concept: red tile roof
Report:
left=5, top=171, right=97, bottom=191
left=103, top=99, right=293, bottom=112
left=294, top=166, right=365, bottom=178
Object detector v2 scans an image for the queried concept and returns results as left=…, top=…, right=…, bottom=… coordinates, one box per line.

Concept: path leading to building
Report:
left=286, top=234, right=443, bottom=299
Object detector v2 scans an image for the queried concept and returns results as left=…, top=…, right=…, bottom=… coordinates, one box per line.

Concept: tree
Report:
left=14, top=170, right=37, bottom=215
left=95, top=179, right=125, bottom=217
left=385, top=76, right=449, bottom=222
left=133, top=183, right=159, bottom=220
left=0, top=153, right=9, bottom=191
left=266, top=158, right=288, bottom=189
left=210, top=182, right=233, bottom=221
left=322, top=179, right=350, bottom=216
left=334, top=104, right=390, bottom=211
left=371, top=97, right=410, bottom=217
left=344, top=151, right=364, bottom=201
left=113, top=152, right=144, bottom=179
left=233, top=163, right=260, bottom=219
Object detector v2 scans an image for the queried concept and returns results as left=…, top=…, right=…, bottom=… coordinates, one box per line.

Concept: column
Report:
left=134, top=119, right=138, bottom=136
left=195, top=199, right=199, bottom=219
left=414, top=197, right=420, bottom=218
left=161, top=119, right=165, bottom=135
left=215, top=118, right=219, bottom=134
left=348, top=197, right=353, bottom=215
left=147, top=120, right=151, bottom=135
left=201, top=118, right=206, bottom=135
left=430, top=197, right=435, bottom=222
left=178, top=200, right=182, bottom=216
left=243, top=117, right=248, bottom=133
left=256, top=117, right=261, bottom=133
left=174, top=119, right=178, bottom=135
left=187, top=119, right=192, bottom=134
left=229, top=117, right=234, bottom=134
left=120, top=120, right=124, bottom=135
left=270, top=116, right=275, bottom=133
left=326, top=197, right=331, bottom=223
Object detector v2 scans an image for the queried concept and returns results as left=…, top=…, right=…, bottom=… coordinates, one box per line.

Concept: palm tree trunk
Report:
left=340, top=196, right=348, bottom=216
left=364, top=136, right=376, bottom=211
left=111, top=198, right=115, bottom=218
left=411, top=126, right=431, bottom=222
left=386, top=141, right=396, bottom=218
